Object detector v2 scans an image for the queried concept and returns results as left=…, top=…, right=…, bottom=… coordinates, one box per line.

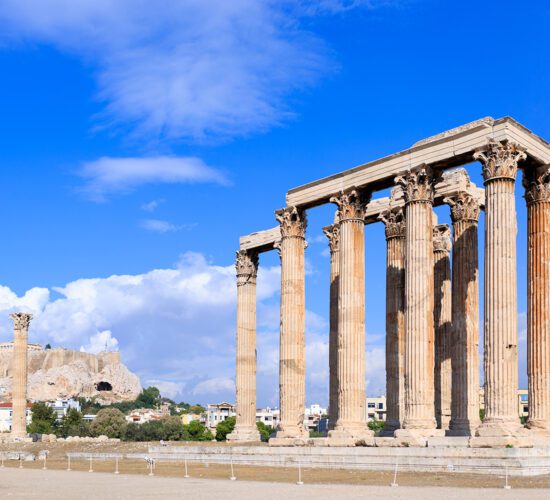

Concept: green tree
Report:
left=183, top=420, right=213, bottom=441
left=58, top=408, right=89, bottom=438
left=188, top=404, right=206, bottom=414
left=135, top=387, right=161, bottom=409
left=45, top=343, right=52, bottom=350
left=256, top=421, right=274, bottom=442
left=215, top=416, right=236, bottom=441
left=480, top=409, right=485, bottom=421
left=367, top=419, right=385, bottom=433
left=28, top=402, right=57, bottom=434
left=90, top=408, right=127, bottom=438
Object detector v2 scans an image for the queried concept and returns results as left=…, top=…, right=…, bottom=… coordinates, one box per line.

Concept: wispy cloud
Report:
left=78, top=156, right=228, bottom=201
left=0, top=1, right=395, bottom=143
left=140, top=219, right=195, bottom=234
left=141, top=199, right=165, bottom=213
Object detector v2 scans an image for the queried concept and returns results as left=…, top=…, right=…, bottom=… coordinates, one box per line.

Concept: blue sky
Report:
left=0, top=0, right=548, bottom=405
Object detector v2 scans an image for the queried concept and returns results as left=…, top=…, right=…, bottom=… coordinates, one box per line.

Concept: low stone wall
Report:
left=125, top=444, right=550, bottom=477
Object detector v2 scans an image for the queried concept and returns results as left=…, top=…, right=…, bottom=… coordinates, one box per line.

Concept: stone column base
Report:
left=447, top=419, right=480, bottom=437
left=226, top=427, right=261, bottom=443
left=380, top=419, right=400, bottom=437
left=394, top=428, right=445, bottom=447
left=328, top=426, right=375, bottom=446
left=527, top=420, right=550, bottom=432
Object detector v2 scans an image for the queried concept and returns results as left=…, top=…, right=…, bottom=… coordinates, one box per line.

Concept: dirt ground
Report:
left=1, top=441, right=550, bottom=489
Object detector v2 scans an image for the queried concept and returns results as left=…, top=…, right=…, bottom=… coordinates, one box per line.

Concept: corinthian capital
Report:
left=323, top=223, right=341, bottom=254
left=10, top=312, right=33, bottom=331
left=443, top=192, right=481, bottom=223
left=378, top=207, right=405, bottom=240
left=523, top=165, right=550, bottom=205
left=329, top=188, right=371, bottom=222
left=395, top=166, right=434, bottom=204
left=433, top=224, right=451, bottom=253
left=275, top=206, right=307, bottom=239
left=474, top=140, right=526, bottom=183
left=235, top=250, right=259, bottom=286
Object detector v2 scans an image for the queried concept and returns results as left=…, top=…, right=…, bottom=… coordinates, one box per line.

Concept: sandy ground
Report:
left=1, top=468, right=550, bottom=500
left=1, top=441, right=550, bottom=490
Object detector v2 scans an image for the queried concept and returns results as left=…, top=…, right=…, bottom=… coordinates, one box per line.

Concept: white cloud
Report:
left=0, top=1, right=394, bottom=142
left=146, top=380, right=185, bottom=400
left=78, top=156, right=227, bottom=201
left=193, top=377, right=235, bottom=396
left=141, top=199, right=165, bottom=213
left=140, top=219, right=186, bottom=234
left=80, top=330, right=118, bottom=354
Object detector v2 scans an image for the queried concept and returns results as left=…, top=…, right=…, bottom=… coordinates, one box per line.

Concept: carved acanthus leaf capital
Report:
left=395, top=166, right=435, bottom=204
left=433, top=224, right=451, bottom=253
left=378, top=207, right=405, bottom=240
left=323, top=223, right=341, bottom=254
left=10, top=312, right=33, bottom=331
left=275, top=206, right=307, bottom=239
left=443, top=192, right=481, bottom=223
left=474, top=140, right=526, bottom=183
left=523, top=165, right=550, bottom=205
left=329, top=188, right=371, bottom=222
left=235, top=250, right=258, bottom=286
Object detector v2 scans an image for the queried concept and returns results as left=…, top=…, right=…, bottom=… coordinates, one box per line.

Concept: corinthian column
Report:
left=474, top=140, right=526, bottom=438
left=394, top=167, right=440, bottom=436
left=444, top=192, right=481, bottom=436
left=328, top=188, right=373, bottom=443
left=10, top=312, right=32, bottom=438
left=433, top=224, right=452, bottom=431
left=323, top=219, right=340, bottom=432
left=524, top=165, right=550, bottom=432
left=378, top=207, right=405, bottom=435
left=228, top=250, right=261, bottom=442
left=273, top=206, right=309, bottom=441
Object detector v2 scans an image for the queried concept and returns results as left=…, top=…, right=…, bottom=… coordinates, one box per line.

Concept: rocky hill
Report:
left=0, top=344, right=141, bottom=403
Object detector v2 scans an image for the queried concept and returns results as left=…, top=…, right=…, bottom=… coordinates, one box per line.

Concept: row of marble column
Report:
left=230, top=140, right=550, bottom=442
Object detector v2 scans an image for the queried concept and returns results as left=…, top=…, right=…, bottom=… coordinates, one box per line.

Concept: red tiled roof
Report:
left=0, top=403, right=33, bottom=408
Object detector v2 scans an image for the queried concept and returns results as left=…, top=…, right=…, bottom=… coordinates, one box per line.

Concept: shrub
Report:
left=256, top=421, right=274, bottom=442
left=90, top=408, right=127, bottom=438
left=184, top=420, right=213, bottom=441
left=28, top=402, right=56, bottom=434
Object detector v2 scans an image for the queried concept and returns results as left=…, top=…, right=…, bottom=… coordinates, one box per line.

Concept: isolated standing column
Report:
left=274, top=206, right=309, bottom=440
left=10, top=312, right=32, bottom=438
left=524, top=165, right=550, bottom=431
left=444, top=192, right=481, bottom=436
left=379, top=207, right=406, bottom=434
left=328, top=188, right=373, bottom=441
left=474, top=140, right=526, bottom=436
left=228, top=250, right=261, bottom=442
left=395, top=167, right=438, bottom=432
left=323, top=219, right=340, bottom=431
left=433, top=224, right=452, bottom=431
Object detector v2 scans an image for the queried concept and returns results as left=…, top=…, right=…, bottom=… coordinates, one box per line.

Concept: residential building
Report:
left=207, top=402, right=235, bottom=429
left=0, top=402, right=32, bottom=433
left=256, top=407, right=280, bottom=428
left=181, top=413, right=201, bottom=425
left=365, top=396, right=387, bottom=422
left=125, top=408, right=162, bottom=424
left=47, top=399, right=81, bottom=421
left=304, top=404, right=327, bottom=431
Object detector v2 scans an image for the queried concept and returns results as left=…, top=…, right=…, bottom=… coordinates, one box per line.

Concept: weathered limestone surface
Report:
left=474, top=140, right=526, bottom=438
left=378, top=206, right=405, bottom=435
left=394, top=167, right=441, bottom=437
left=445, top=192, right=481, bottom=436
left=273, top=207, right=309, bottom=441
left=328, top=189, right=373, bottom=443
left=433, top=224, right=452, bottom=431
left=0, top=347, right=141, bottom=404
left=228, top=250, right=261, bottom=442
left=10, top=313, right=32, bottom=438
left=323, top=219, right=340, bottom=432
left=524, top=164, right=550, bottom=431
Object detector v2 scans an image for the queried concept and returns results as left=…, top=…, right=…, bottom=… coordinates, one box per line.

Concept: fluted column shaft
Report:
left=328, top=188, right=372, bottom=440
left=397, top=167, right=437, bottom=430
left=275, top=207, right=308, bottom=439
left=228, top=250, right=261, bottom=442
left=324, top=222, right=340, bottom=431
left=10, top=313, right=32, bottom=438
left=433, top=225, right=452, bottom=431
left=474, top=141, right=526, bottom=434
left=379, top=208, right=405, bottom=433
left=445, top=193, right=481, bottom=435
left=525, top=165, right=550, bottom=430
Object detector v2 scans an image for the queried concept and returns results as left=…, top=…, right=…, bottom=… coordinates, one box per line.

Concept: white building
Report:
left=207, top=402, right=235, bottom=429
left=0, top=402, right=32, bottom=433
left=365, top=396, right=386, bottom=421
left=256, top=407, right=280, bottom=427
left=125, top=408, right=162, bottom=424
left=47, top=399, right=81, bottom=421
